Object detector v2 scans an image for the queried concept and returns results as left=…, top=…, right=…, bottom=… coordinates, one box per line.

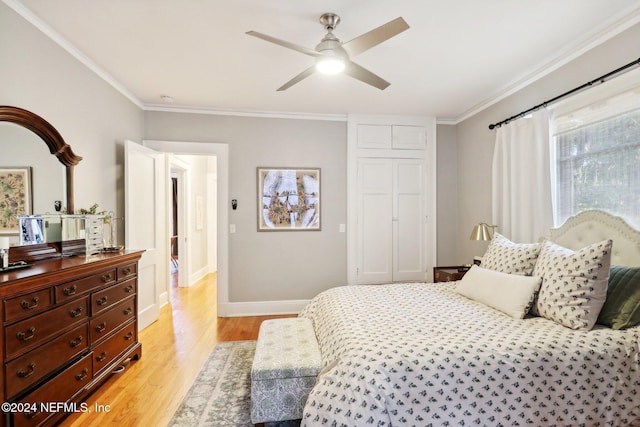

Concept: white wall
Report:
left=174, top=154, right=213, bottom=280
left=455, top=22, right=640, bottom=264
left=1, top=3, right=144, bottom=236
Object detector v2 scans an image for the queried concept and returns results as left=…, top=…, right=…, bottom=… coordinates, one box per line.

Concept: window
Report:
left=551, top=70, right=640, bottom=227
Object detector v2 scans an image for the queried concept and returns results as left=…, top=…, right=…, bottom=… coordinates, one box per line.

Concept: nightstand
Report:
left=433, top=265, right=471, bottom=282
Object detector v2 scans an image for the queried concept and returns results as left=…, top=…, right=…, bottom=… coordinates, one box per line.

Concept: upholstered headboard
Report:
left=549, top=210, right=640, bottom=267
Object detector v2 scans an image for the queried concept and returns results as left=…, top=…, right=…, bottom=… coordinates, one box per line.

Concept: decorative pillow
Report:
left=456, top=265, right=542, bottom=319
left=532, top=239, right=612, bottom=330
left=480, top=232, right=541, bottom=275
left=597, top=266, right=640, bottom=329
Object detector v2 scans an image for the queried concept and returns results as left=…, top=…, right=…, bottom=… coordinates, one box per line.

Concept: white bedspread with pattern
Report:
left=299, top=283, right=640, bottom=426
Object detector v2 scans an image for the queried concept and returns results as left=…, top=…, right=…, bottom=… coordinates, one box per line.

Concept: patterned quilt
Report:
left=299, top=283, right=640, bottom=426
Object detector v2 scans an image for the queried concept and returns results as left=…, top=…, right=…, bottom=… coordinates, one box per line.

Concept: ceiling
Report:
left=7, top=0, right=640, bottom=122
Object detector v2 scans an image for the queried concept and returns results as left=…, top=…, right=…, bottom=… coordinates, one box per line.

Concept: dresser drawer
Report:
left=55, top=269, right=117, bottom=303
left=11, top=353, right=93, bottom=427
left=93, top=321, right=136, bottom=377
left=90, top=296, right=136, bottom=345
left=4, top=288, right=54, bottom=323
left=117, top=263, right=137, bottom=281
left=5, top=323, right=89, bottom=399
left=5, top=297, right=89, bottom=360
left=91, top=278, right=136, bottom=315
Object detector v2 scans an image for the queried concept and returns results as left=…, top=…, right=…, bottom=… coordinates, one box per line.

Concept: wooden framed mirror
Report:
left=0, top=106, right=82, bottom=213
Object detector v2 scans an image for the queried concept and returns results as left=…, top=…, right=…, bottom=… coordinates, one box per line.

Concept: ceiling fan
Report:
left=246, top=13, right=409, bottom=91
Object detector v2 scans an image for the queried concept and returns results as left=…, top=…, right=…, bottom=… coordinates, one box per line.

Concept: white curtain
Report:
left=492, top=109, right=553, bottom=243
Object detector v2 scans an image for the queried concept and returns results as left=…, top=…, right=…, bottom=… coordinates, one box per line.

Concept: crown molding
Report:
left=143, top=104, right=347, bottom=122
left=453, top=4, right=640, bottom=125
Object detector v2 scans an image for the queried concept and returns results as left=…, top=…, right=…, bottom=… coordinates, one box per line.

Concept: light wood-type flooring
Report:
left=59, top=272, right=294, bottom=427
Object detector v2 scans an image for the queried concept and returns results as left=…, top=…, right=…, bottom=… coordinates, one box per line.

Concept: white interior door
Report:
left=125, top=140, right=166, bottom=330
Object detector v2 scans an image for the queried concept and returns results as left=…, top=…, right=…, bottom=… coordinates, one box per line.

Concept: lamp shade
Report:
left=470, top=223, right=493, bottom=241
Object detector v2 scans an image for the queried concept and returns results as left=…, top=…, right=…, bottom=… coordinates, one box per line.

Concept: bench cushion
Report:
left=251, top=317, right=322, bottom=423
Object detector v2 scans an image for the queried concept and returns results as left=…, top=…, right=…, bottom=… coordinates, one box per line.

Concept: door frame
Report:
left=143, top=140, right=230, bottom=316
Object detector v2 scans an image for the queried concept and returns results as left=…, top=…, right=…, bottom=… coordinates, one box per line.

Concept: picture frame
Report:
left=257, top=167, right=321, bottom=231
left=0, top=166, right=32, bottom=235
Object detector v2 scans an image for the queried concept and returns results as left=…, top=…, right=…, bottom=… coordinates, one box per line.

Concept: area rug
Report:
left=168, top=340, right=301, bottom=427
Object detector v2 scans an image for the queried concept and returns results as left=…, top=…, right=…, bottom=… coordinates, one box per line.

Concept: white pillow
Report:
left=456, top=265, right=542, bottom=319
left=480, top=233, right=541, bottom=275
left=532, top=239, right=612, bottom=331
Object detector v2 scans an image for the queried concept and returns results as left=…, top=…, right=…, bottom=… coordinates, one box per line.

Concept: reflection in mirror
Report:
left=0, top=106, right=82, bottom=245
left=0, top=122, right=65, bottom=214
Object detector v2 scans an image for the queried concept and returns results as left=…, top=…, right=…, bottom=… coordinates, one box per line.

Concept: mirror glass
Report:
left=0, top=122, right=65, bottom=214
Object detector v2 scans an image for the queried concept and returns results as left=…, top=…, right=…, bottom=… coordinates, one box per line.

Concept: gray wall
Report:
left=456, top=22, right=640, bottom=264
left=435, top=124, right=459, bottom=265
left=144, top=112, right=348, bottom=301
left=1, top=3, right=144, bottom=235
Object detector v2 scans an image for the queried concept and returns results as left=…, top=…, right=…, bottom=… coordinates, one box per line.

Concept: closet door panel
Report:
left=357, top=158, right=393, bottom=283
left=393, top=159, right=425, bottom=281
left=393, top=125, right=426, bottom=150
left=357, top=124, right=392, bottom=149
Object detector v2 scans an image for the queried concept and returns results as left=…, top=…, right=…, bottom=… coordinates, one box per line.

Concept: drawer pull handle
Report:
left=16, top=327, right=36, bottom=341
left=24, top=410, right=40, bottom=419
left=124, top=285, right=135, bottom=293
left=96, top=351, right=107, bottom=362
left=101, top=274, right=113, bottom=283
left=124, top=332, right=134, bottom=341
left=95, top=322, right=107, bottom=333
left=96, top=296, right=108, bottom=306
left=17, top=362, right=36, bottom=378
left=20, top=297, right=39, bottom=310
left=64, top=285, right=77, bottom=296
left=69, top=335, right=83, bottom=348
left=75, top=368, right=89, bottom=381
left=123, top=307, right=133, bottom=315
left=69, top=307, right=84, bottom=318
left=122, top=267, right=132, bottom=276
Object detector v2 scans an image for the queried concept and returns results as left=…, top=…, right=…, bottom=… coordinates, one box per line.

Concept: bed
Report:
left=299, top=210, right=640, bottom=426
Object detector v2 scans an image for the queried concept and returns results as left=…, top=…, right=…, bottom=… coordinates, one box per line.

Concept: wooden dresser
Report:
left=0, top=251, right=143, bottom=427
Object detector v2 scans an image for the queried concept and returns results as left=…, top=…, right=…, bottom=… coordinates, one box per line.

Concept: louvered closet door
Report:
left=357, top=158, right=425, bottom=284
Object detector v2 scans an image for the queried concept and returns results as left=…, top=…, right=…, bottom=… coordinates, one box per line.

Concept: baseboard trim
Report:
left=189, top=266, right=209, bottom=287
left=220, top=299, right=311, bottom=317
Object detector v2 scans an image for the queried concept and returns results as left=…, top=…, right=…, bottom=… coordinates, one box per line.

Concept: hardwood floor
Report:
left=59, top=272, right=294, bottom=427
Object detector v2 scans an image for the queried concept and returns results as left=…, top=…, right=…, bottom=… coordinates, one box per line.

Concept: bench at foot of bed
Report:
left=251, top=317, right=322, bottom=424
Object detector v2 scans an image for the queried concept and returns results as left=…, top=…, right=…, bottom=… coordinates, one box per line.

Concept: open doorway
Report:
left=143, top=140, right=230, bottom=316
left=170, top=175, right=179, bottom=277
left=168, top=157, right=189, bottom=291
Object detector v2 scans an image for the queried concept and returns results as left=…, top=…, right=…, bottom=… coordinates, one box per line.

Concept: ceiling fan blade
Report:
left=343, top=61, right=390, bottom=90
left=246, top=31, right=322, bottom=57
left=342, top=17, right=409, bottom=57
left=277, top=66, right=316, bottom=91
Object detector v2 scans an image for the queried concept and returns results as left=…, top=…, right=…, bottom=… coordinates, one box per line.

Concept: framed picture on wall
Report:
left=0, top=166, right=32, bottom=235
left=257, top=167, right=321, bottom=231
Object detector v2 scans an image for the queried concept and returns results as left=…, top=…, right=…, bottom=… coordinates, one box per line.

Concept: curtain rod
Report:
left=488, top=57, right=640, bottom=130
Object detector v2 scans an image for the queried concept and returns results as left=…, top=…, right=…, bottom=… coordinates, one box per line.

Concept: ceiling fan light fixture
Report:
left=315, top=57, right=345, bottom=74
